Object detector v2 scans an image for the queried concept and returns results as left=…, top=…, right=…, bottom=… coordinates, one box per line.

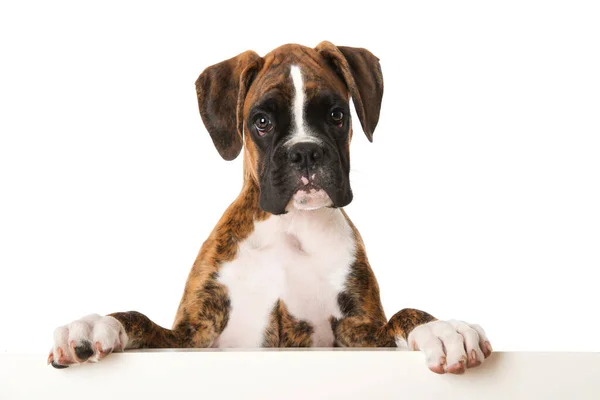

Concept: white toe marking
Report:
left=469, top=323, right=490, bottom=345
left=448, top=320, right=485, bottom=362
left=428, top=320, right=467, bottom=366
left=92, top=316, right=123, bottom=349
left=407, top=324, right=446, bottom=368
left=52, top=326, right=69, bottom=356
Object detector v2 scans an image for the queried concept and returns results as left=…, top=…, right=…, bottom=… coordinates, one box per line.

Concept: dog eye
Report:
left=330, top=110, right=344, bottom=127
left=254, top=115, right=273, bottom=136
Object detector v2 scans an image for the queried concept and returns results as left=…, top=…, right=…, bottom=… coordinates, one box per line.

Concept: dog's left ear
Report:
left=196, top=51, right=264, bottom=160
left=315, top=41, right=383, bottom=142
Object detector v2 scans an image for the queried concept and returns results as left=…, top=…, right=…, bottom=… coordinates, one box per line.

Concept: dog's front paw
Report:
left=48, top=314, right=128, bottom=369
left=408, top=319, right=492, bottom=374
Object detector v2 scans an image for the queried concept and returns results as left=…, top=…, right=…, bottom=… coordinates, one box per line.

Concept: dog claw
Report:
left=467, top=349, right=481, bottom=368
left=446, top=359, right=467, bottom=374
left=51, top=361, right=69, bottom=369
left=483, top=341, right=493, bottom=357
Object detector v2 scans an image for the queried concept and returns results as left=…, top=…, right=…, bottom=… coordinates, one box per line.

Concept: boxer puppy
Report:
left=49, top=42, right=492, bottom=374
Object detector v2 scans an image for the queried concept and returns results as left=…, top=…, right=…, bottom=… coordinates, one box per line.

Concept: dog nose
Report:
left=288, top=142, right=324, bottom=168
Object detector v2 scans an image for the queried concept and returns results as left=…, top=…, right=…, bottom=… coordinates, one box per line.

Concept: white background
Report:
left=1, top=1, right=598, bottom=353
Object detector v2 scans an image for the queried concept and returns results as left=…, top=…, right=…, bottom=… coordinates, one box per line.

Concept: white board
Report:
left=1, top=350, right=598, bottom=399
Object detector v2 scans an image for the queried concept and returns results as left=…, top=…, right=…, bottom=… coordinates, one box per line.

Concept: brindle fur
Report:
left=330, top=214, right=436, bottom=347
left=262, top=300, right=314, bottom=347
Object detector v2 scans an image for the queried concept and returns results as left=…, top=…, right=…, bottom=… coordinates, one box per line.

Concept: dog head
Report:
left=196, top=42, right=383, bottom=215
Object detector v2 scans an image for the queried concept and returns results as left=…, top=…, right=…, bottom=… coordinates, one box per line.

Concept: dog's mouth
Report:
left=262, top=167, right=351, bottom=215
left=289, top=177, right=333, bottom=211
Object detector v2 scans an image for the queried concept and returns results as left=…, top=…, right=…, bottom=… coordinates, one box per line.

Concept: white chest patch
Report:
left=215, top=208, right=355, bottom=348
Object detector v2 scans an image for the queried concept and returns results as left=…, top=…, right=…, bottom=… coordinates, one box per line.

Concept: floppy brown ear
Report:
left=315, top=41, right=383, bottom=142
left=195, top=51, right=263, bottom=160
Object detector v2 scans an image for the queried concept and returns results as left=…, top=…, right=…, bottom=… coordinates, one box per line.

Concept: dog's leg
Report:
left=48, top=273, right=230, bottom=368
left=390, top=310, right=492, bottom=373
left=48, top=308, right=227, bottom=368
left=332, top=309, right=492, bottom=374
left=337, top=218, right=492, bottom=373
left=47, top=311, right=198, bottom=368
left=109, top=311, right=190, bottom=349
left=48, top=307, right=225, bottom=368
left=48, top=185, right=260, bottom=369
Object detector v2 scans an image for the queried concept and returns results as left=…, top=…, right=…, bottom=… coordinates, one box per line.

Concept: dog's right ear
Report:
left=196, top=51, right=263, bottom=161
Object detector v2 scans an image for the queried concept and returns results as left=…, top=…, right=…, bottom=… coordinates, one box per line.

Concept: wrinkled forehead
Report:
left=244, top=45, right=349, bottom=114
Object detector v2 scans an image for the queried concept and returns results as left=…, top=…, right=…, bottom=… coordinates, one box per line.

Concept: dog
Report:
left=48, top=41, right=492, bottom=374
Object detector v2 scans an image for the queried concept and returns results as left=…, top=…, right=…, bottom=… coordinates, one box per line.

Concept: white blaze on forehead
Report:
left=290, top=65, right=305, bottom=137
left=287, top=65, right=322, bottom=147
